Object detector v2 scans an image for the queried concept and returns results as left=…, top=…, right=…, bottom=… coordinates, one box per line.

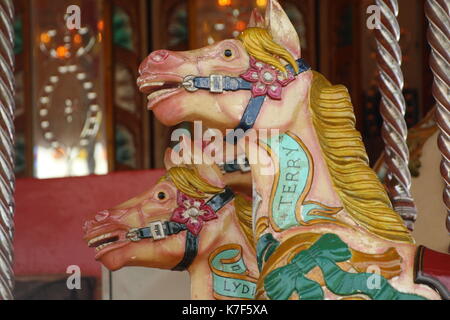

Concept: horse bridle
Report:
left=181, top=58, right=311, bottom=144
left=126, top=187, right=235, bottom=271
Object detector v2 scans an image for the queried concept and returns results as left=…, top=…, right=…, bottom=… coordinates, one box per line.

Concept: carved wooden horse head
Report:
left=83, top=140, right=258, bottom=299
left=137, top=0, right=311, bottom=133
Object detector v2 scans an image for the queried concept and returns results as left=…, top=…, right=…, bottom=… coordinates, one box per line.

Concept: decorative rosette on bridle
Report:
left=125, top=187, right=234, bottom=271
left=170, top=192, right=218, bottom=236
left=240, top=57, right=295, bottom=100
left=180, top=54, right=310, bottom=142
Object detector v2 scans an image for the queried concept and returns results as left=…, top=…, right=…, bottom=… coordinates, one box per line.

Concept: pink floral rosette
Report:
left=240, top=57, right=295, bottom=100
left=170, top=192, right=217, bottom=235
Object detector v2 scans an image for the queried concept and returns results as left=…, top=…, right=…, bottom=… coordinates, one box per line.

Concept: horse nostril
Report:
left=83, top=220, right=93, bottom=232
left=149, top=50, right=169, bottom=63
left=95, top=210, right=110, bottom=222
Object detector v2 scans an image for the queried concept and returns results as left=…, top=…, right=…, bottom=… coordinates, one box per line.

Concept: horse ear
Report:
left=163, top=148, right=177, bottom=170
left=248, top=8, right=265, bottom=28
left=265, top=0, right=301, bottom=59
left=168, top=136, right=226, bottom=189
left=189, top=139, right=226, bottom=189
left=193, top=164, right=226, bottom=189
left=163, top=135, right=192, bottom=169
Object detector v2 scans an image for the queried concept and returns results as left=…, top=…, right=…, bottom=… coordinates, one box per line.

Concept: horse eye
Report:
left=157, top=192, right=166, bottom=200
left=224, top=49, right=233, bottom=58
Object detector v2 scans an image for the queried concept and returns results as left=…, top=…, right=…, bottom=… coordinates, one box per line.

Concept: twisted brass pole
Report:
left=374, top=0, right=417, bottom=230
left=425, top=0, right=450, bottom=233
left=0, top=0, right=15, bottom=300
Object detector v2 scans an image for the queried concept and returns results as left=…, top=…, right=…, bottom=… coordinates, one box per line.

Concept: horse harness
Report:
left=181, top=58, right=311, bottom=144
left=126, top=187, right=235, bottom=271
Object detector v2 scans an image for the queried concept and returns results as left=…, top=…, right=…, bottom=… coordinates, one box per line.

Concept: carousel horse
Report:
left=83, top=145, right=258, bottom=300
left=137, top=0, right=450, bottom=300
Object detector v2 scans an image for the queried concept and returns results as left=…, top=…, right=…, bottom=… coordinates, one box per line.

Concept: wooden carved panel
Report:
left=112, top=0, right=150, bottom=170
left=13, top=0, right=32, bottom=177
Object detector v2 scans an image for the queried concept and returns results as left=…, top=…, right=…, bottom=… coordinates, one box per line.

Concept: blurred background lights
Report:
left=256, top=0, right=267, bottom=7
left=218, top=0, right=232, bottom=7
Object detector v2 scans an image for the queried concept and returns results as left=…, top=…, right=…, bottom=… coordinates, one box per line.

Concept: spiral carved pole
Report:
left=0, top=0, right=15, bottom=300
left=374, top=0, right=418, bottom=230
left=425, top=0, right=450, bottom=233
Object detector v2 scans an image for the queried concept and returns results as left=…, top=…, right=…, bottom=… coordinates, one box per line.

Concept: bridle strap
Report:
left=133, top=221, right=187, bottom=240
left=288, top=58, right=312, bottom=75
left=127, top=187, right=236, bottom=272
left=225, top=95, right=266, bottom=144
left=206, top=187, right=235, bottom=211
left=188, top=59, right=311, bottom=92
left=193, top=76, right=252, bottom=92
left=227, top=59, right=310, bottom=144
left=128, top=221, right=198, bottom=272
left=220, top=154, right=251, bottom=174
left=172, top=232, right=199, bottom=271
left=184, top=58, right=311, bottom=145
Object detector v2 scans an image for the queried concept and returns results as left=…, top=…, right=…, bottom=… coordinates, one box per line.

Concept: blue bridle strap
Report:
left=230, top=59, right=311, bottom=144
left=225, top=95, right=266, bottom=144
left=193, top=76, right=252, bottom=92
left=288, top=58, right=311, bottom=75
left=183, top=59, right=310, bottom=144
left=191, top=59, right=310, bottom=93
left=189, top=59, right=311, bottom=144
left=127, top=188, right=236, bottom=272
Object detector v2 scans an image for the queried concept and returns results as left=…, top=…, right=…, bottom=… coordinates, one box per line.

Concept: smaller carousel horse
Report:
left=83, top=147, right=258, bottom=300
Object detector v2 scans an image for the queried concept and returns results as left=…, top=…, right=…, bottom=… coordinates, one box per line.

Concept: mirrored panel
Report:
left=31, top=0, right=108, bottom=178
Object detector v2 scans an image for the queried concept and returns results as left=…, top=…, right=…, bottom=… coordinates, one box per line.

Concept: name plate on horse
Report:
left=265, top=132, right=339, bottom=231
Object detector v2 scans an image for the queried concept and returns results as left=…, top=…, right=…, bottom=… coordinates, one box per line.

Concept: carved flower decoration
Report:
left=240, top=57, right=295, bottom=100
left=170, top=192, right=217, bottom=235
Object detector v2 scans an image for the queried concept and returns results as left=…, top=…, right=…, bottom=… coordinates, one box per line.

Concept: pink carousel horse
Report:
left=83, top=146, right=258, bottom=300
left=137, top=0, right=449, bottom=300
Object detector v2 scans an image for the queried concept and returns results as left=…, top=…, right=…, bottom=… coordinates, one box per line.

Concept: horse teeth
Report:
left=88, top=233, right=112, bottom=246
left=147, top=88, right=178, bottom=100
left=140, top=81, right=164, bottom=90
left=95, top=242, right=114, bottom=252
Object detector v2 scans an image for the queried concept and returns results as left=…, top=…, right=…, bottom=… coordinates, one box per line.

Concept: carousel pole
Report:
left=374, top=0, right=418, bottom=230
left=0, top=0, right=15, bottom=300
left=425, top=0, right=450, bottom=233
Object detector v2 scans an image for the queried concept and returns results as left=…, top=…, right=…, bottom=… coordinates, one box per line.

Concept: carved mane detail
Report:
left=309, top=71, right=413, bottom=244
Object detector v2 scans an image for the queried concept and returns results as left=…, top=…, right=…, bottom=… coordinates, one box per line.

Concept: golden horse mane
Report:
left=238, top=27, right=299, bottom=74
left=165, top=167, right=254, bottom=245
left=239, top=27, right=413, bottom=244
left=309, top=72, right=413, bottom=244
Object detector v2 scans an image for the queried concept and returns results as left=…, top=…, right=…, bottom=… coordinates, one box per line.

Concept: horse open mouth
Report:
left=139, top=81, right=182, bottom=102
left=88, top=233, right=121, bottom=252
